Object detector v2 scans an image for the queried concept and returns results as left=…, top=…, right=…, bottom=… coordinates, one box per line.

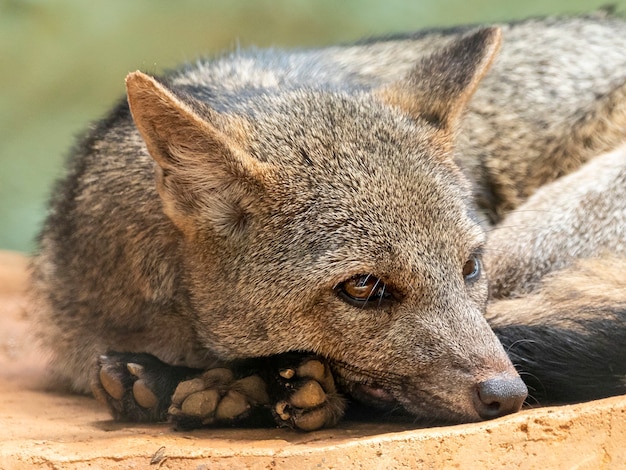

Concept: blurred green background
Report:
left=1, top=0, right=624, bottom=253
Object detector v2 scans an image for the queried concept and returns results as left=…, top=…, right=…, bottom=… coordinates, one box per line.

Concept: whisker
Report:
left=503, top=338, right=537, bottom=354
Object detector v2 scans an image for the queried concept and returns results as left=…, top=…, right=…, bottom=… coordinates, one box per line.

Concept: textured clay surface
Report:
left=1, top=251, right=624, bottom=469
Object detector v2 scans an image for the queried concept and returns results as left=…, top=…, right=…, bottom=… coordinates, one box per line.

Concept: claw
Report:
left=127, top=362, right=145, bottom=378
left=275, top=401, right=290, bottom=421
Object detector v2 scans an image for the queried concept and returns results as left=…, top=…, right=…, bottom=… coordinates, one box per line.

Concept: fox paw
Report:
left=93, top=352, right=198, bottom=422
left=168, top=368, right=271, bottom=429
left=271, top=356, right=345, bottom=431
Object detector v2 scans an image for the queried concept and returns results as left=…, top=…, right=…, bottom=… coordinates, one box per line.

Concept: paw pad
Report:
left=273, top=358, right=344, bottom=431
left=169, top=369, right=269, bottom=426
left=93, top=352, right=200, bottom=423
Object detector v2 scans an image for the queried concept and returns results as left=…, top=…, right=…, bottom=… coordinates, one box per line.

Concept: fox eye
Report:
left=336, top=274, right=392, bottom=308
left=462, top=254, right=481, bottom=282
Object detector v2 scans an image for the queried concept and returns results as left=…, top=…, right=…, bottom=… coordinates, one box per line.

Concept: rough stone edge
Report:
left=2, top=395, right=624, bottom=469
left=2, top=250, right=624, bottom=469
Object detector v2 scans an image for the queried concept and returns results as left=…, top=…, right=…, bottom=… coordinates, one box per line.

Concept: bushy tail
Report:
left=487, top=257, right=626, bottom=405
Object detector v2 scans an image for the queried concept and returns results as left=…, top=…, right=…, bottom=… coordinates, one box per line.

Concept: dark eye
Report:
left=336, top=274, right=392, bottom=308
left=462, top=255, right=481, bottom=282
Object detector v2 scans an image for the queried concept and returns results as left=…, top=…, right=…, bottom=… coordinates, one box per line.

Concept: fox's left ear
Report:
left=379, top=27, right=501, bottom=131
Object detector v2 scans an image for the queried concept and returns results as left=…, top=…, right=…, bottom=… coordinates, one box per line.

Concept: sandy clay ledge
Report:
left=1, top=250, right=624, bottom=469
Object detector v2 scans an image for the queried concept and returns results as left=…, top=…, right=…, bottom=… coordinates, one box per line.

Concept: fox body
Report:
left=32, top=12, right=626, bottom=430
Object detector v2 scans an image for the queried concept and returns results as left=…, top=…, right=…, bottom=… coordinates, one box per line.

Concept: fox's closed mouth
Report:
left=348, top=382, right=404, bottom=414
left=330, top=361, right=400, bottom=408
left=356, top=383, right=395, bottom=402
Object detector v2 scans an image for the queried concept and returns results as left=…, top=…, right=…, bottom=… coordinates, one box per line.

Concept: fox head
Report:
left=126, top=27, right=526, bottom=423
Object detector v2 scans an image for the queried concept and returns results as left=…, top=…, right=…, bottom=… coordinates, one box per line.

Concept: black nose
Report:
left=473, top=375, right=528, bottom=420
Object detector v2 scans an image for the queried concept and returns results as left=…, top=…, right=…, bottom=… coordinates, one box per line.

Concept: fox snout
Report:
left=473, top=373, right=528, bottom=419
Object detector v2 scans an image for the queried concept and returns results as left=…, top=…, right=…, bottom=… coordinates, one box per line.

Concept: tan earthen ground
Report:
left=1, top=250, right=624, bottom=469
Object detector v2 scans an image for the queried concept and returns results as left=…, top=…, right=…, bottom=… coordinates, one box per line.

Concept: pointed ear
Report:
left=379, top=27, right=501, bottom=130
left=126, top=71, right=265, bottom=238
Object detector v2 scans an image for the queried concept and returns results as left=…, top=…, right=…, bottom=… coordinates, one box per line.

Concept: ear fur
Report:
left=126, top=71, right=266, bottom=238
left=380, top=27, right=502, bottom=130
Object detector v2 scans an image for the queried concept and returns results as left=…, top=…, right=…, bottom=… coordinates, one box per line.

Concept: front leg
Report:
left=168, top=366, right=273, bottom=429
left=267, top=353, right=346, bottom=431
left=93, top=352, right=201, bottom=422
left=94, top=351, right=345, bottom=431
left=94, top=352, right=274, bottom=427
left=170, top=354, right=345, bottom=431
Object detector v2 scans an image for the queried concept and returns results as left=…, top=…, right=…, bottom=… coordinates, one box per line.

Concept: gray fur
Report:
left=32, top=11, right=626, bottom=426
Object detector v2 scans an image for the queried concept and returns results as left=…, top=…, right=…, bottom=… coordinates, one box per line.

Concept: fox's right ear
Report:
left=379, top=27, right=501, bottom=131
left=126, top=71, right=270, bottom=239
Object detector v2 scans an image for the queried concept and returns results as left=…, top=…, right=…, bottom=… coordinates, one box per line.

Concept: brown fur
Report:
left=32, top=13, right=626, bottom=428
